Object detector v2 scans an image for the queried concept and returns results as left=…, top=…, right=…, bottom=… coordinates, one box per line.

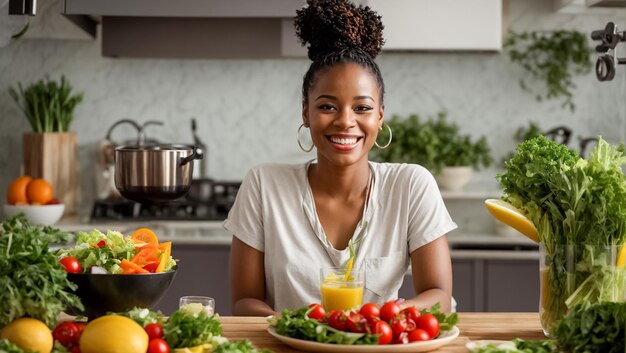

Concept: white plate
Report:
left=267, top=326, right=460, bottom=353
left=466, top=340, right=515, bottom=352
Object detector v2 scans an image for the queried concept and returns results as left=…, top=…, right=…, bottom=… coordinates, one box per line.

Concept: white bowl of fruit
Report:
left=4, top=176, right=64, bottom=225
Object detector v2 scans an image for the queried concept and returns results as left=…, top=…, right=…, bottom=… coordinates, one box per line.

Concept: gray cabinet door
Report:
left=484, top=259, right=539, bottom=312
left=154, top=243, right=232, bottom=315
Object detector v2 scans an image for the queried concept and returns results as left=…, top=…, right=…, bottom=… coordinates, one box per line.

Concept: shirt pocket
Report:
left=364, top=251, right=406, bottom=298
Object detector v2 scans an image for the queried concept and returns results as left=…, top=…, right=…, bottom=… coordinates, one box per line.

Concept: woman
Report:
left=224, top=0, right=456, bottom=316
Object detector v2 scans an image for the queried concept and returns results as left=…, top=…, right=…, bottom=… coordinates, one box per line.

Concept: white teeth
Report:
left=330, top=137, right=358, bottom=145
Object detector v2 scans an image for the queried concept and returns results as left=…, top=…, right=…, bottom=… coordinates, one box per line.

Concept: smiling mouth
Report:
left=327, top=136, right=362, bottom=145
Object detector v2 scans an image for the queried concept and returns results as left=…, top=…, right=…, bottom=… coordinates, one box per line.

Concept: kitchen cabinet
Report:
left=367, top=0, right=505, bottom=51
left=154, top=240, right=539, bottom=315
left=154, top=243, right=232, bottom=316
left=398, top=257, right=540, bottom=312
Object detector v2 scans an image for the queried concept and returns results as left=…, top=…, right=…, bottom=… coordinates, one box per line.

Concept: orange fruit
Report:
left=131, top=228, right=159, bottom=245
left=7, top=176, right=32, bottom=205
left=26, top=178, right=54, bottom=205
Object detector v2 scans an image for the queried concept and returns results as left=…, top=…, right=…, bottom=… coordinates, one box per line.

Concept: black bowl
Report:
left=66, top=267, right=177, bottom=319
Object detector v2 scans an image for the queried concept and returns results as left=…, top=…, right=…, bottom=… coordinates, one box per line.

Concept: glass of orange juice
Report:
left=320, top=267, right=364, bottom=311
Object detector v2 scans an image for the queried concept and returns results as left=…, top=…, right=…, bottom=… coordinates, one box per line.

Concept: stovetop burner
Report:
left=91, top=181, right=241, bottom=221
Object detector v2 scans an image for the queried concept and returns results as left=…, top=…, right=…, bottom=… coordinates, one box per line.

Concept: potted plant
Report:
left=372, top=112, right=492, bottom=191
left=9, top=75, right=83, bottom=215
left=504, top=30, right=592, bottom=112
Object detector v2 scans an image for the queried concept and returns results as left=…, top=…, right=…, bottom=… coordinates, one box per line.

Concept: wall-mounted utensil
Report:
left=591, top=22, right=626, bottom=81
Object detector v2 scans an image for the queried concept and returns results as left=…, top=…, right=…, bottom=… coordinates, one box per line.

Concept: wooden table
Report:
left=220, top=313, right=547, bottom=353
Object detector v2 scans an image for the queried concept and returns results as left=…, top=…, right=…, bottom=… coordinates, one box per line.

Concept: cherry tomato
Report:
left=145, top=323, right=163, bottom=340
left=307, top=303, right=326, bottom=321
left=379, top=301, right=401, bottom=322
left=415, top=313, right=440, bottom=338
left=327, top=310, right=348, bottom=331
left=60, top=257, right=82, bottom=274
left=393, top=331, right=409, bottom=344
left=371, top=320, right=393, bottom=345
left=408, top=328, right=431, bottom=342
left=52, top=321, right=80, bottom=347
left=147, top=338, right=170, bottom=353
left=359, top=303, right=380, bottom=319
left=346, top=311, right=368, bottom=333
left=70, top=346, right=81, bottom=353
left=401, top=306, right=420, bottom=322
left=95, top=240, right=106, bottom=248
left=390, top=315, right=416, bottom=337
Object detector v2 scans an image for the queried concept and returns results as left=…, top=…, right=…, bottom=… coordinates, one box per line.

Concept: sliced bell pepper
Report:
left=131, top=243, right=160, bottom=266
left=120, top=259, right=149, bottom=274
left=156, top=242, right=172, bottom=273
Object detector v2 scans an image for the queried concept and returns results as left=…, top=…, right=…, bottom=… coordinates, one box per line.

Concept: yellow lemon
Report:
left=80, top=315, right=148, bottom=353
left=484, top=199, right=539, bottom=243
left=618, top=245, right=626, bottom=268
left=0, top=317, right=53, bottom=353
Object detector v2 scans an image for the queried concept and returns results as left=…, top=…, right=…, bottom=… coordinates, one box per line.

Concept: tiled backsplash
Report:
left=1, top=0, right=625, bottom=218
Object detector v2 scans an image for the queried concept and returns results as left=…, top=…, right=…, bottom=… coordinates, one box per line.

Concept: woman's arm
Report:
left=402, top=236, right=453, bottom=312
left=229, top=236, right=277, bottom=316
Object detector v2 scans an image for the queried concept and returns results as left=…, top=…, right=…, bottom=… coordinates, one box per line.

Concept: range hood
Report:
left=61, top=0, right=307, bottom=58
left=62, top=0, right=505, bottom=58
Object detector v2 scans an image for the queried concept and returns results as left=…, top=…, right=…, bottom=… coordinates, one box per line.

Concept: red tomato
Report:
left=390, top=315, right=416, bottom=337
left=143, top=262, right=160, bottom=273
left=359, top=303, right=380, bottom=319
left=52, top=321, right=80, bottom=347
left=307, top=304, right=326, bottom=321
left=95, top=240, right=106, bottom=248
left=346, top=311, right=368, bottom=333
left=371, top=320, right=393, bottom=345
left=379, top=301, right=401, bottom=322
left=70, top=346, right=81, bottom=353
left=393, top=331, right=409, bottom=344
left=401, top=306, right=420, bottom=322
left=59, top=257, right=82, bottom=274
left=415, top=313, right=440, bottom=338
left=74, top=323, right=86, bottom=332
left=145, top=323, right=163, bottom=340
left=148, top=338, right=170, bottom=353
left=408, top=328, right=431, bottom=342
left=327, top=310, right=348, bottom=331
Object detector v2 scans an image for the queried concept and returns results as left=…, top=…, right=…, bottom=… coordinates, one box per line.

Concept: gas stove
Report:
left=91, top=181, right=241, bottom=221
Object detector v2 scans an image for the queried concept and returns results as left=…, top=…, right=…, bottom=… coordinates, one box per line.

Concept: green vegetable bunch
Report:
left=500, top=121, right=544, bottom=166
left=9, top=75, right=83, bottom=133
left=273, top=307, right=378, bottom=345
left=372, top=112, right=492, bottom=174
left=0, top=339, right=36, bottom=353
left=0, top=215, right=83, bottom=327
left=504, top=30, right=592, bottom=111
left=113, top=307, right=165, bottom=327
left=498, top=136, right=626, bottom=330
left=552, top=302, right=625, bottom=353
left=162, top=308, right=222, bottom=349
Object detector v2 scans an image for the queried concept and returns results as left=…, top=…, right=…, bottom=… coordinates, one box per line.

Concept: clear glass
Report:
left=539, top=244, right=626, bottom=336
left=179, top=296, right=215, bottom=315
left=320, top=267, right=364, bottom=311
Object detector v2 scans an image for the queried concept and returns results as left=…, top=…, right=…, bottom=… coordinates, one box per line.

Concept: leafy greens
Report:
left=162, top=308, right=223, bottom=348
left=272, top=307, right=378, bottom=345
left=0, top=215, right=83, bottom=327
left=497, top=136, right=626, bottom=329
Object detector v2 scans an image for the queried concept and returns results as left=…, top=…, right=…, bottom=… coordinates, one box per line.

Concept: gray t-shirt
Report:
left=223, top=161, right=457, bottom=311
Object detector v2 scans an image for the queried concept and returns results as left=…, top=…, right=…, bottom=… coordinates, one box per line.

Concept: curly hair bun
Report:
left=294, top=0, right=384, bottom=61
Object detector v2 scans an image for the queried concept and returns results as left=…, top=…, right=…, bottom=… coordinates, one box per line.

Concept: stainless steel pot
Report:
left=115, top=144, right=203, bottom=203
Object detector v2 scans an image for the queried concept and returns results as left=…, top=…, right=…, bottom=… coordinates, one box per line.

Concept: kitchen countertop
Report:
left=220, top=313, right=545, bottom=353
left=54, top=217, right=539, bottom=259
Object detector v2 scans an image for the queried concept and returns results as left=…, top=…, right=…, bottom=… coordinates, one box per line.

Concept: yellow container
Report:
left=320, top=267, right=364, bottom=311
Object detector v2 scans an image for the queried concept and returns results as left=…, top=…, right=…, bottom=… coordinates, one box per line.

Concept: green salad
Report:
left=56, top=229, right=176, bottom=274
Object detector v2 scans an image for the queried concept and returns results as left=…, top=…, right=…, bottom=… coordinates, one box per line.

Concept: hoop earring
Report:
left=375, top=123, right=392, bottom=149
left=297, top=123, right=314, bottom=152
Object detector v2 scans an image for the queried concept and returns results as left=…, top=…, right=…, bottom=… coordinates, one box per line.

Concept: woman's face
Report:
left=303, top=63, right=384, bottom=168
